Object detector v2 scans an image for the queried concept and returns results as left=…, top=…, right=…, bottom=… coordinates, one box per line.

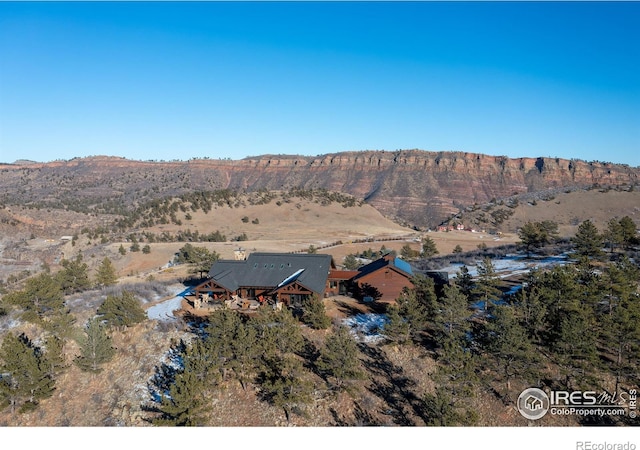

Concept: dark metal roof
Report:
left=352, top=255, right=414, bottom=281
left=207, top=253, right=334, bottom=294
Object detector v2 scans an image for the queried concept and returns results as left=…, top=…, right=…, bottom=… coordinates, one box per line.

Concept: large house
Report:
left=192, top=252, right=350, bottom=309
left=189, top=251, right=448, bottom=312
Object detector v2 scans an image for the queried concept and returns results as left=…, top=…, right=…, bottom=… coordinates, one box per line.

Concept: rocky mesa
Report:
left=1, top=150, right=638, bottom=228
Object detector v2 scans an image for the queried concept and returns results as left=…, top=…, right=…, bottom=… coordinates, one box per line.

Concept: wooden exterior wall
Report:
left=353, top=268, right=414, bottom=302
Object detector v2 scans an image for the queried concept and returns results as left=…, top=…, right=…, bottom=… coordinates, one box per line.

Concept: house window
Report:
left=330, top=281, right=337, bottom=289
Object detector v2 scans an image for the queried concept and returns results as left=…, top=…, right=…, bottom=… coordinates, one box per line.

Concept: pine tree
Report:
left=56, top=253, right=91, bottom=294
left=152, top=364, right=208, bottom=426
left=421, top=236, right=439, bottom=258
left=97, top=291, right=146, bottom=330
left=619, top=216, right=638, bottom=249
left=571, top=219, right=604, bottom=260
left=206, top=308, right=244, bottom=381
left=411, top=274, right=438, bottom=319
left=342, top=254, right=360, bottom=270
left=433, top=283, right=471, bottom=343
left=605, top=218, right=625, bottom=253
left=455, top=265, right=474, bottom=299
left=301, top=295, right=331, bottom=330
left=228, top=320, right=259, bottom=390
left=393, top=288, right=429, bottom=341
left=430, top=332, right=479, bottom=425
left=517, top=282, right=547, bottom=345
left=95, top=257, right=118, bottom=288
left=518, top=221, right=559, bottom=255
left=42, top=308, right=77, bottom=338
left=423, top=388, right=478, bottom=426
left=600, top=257, right=640, bottom=391
left=259, top=354, right=313, bottom=425
left=74, top=317, right=116, bottom=373
left=250, top=307, right=304, bottom=359
left=471, top=257, right=502, bottom=311
left=4, top=272, right=65, bottom=322
left=484, top=304, right=539, bottom=391
left=383, top=304, right=411, bottom=344
left=42, top=335, right=67, bottom=379
left=0, top=333, right=55, bottom=413
left=316, top=326, right=364, bottom=390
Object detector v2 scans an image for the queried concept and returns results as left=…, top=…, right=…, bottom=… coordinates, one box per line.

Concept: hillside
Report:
left=444, top=186, right=640, bottom=237
left=1, top=150, right=638, bottom=229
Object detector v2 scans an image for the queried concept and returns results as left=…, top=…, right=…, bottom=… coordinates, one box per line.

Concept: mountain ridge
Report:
left=1, top=149, right=638, bottom=228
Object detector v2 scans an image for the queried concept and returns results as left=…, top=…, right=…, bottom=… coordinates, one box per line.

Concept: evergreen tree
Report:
left=433, top=284, right=471, bottom=343
left=152, top=363, right=208, bottom=426
left=600, top=257, right=640, bottom=391
left=228, top=319, right=260, bottom=390
left=42, top=335, right=67, bottom=379
left=516, top=282, right=547, bottom=345
left=605, top=218, right=625, bottom=253
left=411, top=274, right=438, bottom=319
left=206, top=308, right=244, bottom=381
left=471, top=257, right=502, bottom=311
left=400, top=244, right=419, bottom=260
left=259, top=354, right=313, bottom=425
left=250, top=307, right=304, bottom=359
left=97, top=291, right=146, bottom=330
left=383, top=304, right=410, bottom=344
left=518, top=221, right=559, bottom=255
left=56, top=253, right=91, bottom=294
left=316, top=326, right=364, bottom=390
left=0, top=333, right=55, bottom=413
left=483, top=304, right=539, bottom=391
left=174, top=243, right=220, bottom=278
left=118, top=244, right=127, bottom=255
left=301, top=295, right=331, bottom=330
left=4, top=272, right=65, bottom=322
left=95, top=257, right=118, bottom=288
left=42, top=308, right=77, bottom=339
left=74, top=317, right=116, bottom=373
left=455, top=265, right=474, bottom=299
left=421, top=236, right=439, bottom=258
left=619, top=216, right=638, bottom=249
left=342, top=254, right=360, bottom=270
left=431, top=332, right=479, bottom=425
left=392, top=288, right=429, bottom=342
left=571, top=220, right=604, bottom=260
left=452, top=244, right=463, bottom=254
left=423, top=388, right=478, bottom=426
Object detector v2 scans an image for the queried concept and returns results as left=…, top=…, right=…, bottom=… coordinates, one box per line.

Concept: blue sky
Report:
left=1, top=1, right=638, bottom=166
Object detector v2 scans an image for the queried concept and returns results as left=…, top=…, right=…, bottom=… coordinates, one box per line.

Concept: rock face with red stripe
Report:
left=1, top=150, right=637, bottom=228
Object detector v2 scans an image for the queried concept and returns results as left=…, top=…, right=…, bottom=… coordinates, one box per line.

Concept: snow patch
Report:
left=146, top=285, right=192, bottom=322
left=342, top=313, right=389, bottom=343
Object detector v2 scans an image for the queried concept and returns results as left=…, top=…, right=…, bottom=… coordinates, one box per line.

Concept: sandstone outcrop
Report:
left=1, top=150, right=638, bottom=228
